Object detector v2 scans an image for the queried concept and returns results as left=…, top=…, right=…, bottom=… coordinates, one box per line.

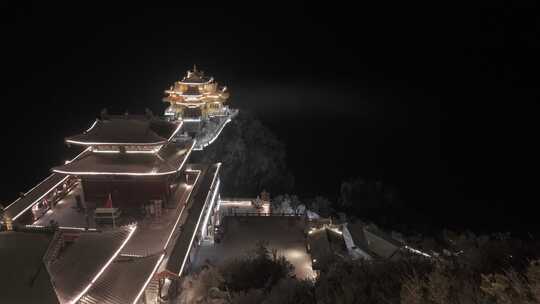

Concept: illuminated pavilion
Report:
left=163, top=65, right=230, bottom=121
left=163, top=66, right=238, bottom=150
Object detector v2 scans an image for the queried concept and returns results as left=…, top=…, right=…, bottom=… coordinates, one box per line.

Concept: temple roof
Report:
left=48, top=226, right=137, bottom=303
left=0, top=226, right=136, bottom=304
left=179, top=65, right=212, bottom=84
left=52, top=140, right=195, bottom=176
left=66, top=115, right=181, bottom=146
left=79, top=254, right=163, bottom=304
left=0, top=231, right=59, bottom=304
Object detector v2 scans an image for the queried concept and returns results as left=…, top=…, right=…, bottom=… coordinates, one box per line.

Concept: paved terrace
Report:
left=3, top=149, right=88, bottom=222
left=194, top=216, right=316, bottom=279
left=3, top=173, right=68, bottom=221
left=33, top=185, right=96, bottom=228
left=122, top=177, right=195, bottom=256
left=31, top=174, right=199, bottom=257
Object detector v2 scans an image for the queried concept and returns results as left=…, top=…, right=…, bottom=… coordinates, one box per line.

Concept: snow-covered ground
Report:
left=193, top=216, right=316, bottom=279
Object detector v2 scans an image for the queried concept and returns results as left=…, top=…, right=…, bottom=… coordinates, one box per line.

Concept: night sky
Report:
left=1, top=2, right=538, bottom=233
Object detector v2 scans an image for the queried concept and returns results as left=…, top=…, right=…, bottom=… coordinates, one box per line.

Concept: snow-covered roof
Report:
left=52, top=140, right=194, bottom=176
left=79, top=254, right=163, bottom=304
left=48, top=226, right=137, bottom=304
left=0, top=231, right=59, bottom=304
left=306, top=210, right=320, bottom=220
left=66, top=116, right=180, bottom=146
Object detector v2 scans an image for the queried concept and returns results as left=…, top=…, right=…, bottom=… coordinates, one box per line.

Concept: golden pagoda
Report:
left=163, top=65, right=230, bottom=120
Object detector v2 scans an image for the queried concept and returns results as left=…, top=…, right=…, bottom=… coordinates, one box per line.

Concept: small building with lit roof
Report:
left=162, top=66, right=238, bottom=150
left=163, top=65, right=230, bottom=121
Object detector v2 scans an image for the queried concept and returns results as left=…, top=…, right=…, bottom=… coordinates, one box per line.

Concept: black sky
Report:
left=1, top=2, right=538, bottom=232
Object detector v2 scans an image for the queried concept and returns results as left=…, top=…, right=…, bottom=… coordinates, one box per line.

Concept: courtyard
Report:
left=194, top=216, right=316, bottom=279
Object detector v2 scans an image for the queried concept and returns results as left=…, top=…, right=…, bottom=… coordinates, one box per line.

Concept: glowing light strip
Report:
left=5, top=147, right=89, bottom=213
left=70, top=225, right=137, bottom=304
left=54, top=141, right=195, bottom=177
left=184, top=169, right=203, bottom=183
left=405, top=245, right=432, bottom=258
left=92, top=149, right=161, bottom=154
left=200, top=179, right=220, bottom=239
left=86, top=120, right=99, bottom=132
left=218, top=200, right=252, bottom=207
left=25, top=225, right=98, bottom=231
left=165, top=92, right=224, bottom=100
left=4, top=174, right=57, bottom=210
left=131, top=253, right=165, bottom=304
left=162, top=169, right=202, bottom=251
left=206, top=118, right=231, bottom=147
left=178, top=193, right=208, bottom=276
left=59, top=226, right=98, bottom=231
left=52, top=170, right=181, bottom=177
left=176, top=80, right=213, bottom=85
left=328, top=227, right=343, bottom=235
left=66, top=139, right=168, bottom=146
left=167, top=121, right=184, bottom=141
left=120, top=253, right=144, bottom=258
left=178, top=163, right=221, bottom=276
left=12, top=176, right=69, bottom=221
left=194, top=118, right=231, bottom=150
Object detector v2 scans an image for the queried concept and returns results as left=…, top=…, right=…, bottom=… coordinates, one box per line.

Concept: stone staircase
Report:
left=43, top=230, right=64, bottom=269
left=144, top=277, right=160, bottom=304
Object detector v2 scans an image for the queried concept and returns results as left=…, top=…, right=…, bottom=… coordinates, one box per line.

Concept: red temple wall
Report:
left=82, top=176, right=170, bottom=208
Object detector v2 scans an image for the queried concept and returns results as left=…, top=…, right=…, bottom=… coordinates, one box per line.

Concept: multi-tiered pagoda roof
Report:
left=53, top=114, right=193, bottom=176
left=52, top=141, right=194, bottom=176
left=163, top=66, right=230, bottom=119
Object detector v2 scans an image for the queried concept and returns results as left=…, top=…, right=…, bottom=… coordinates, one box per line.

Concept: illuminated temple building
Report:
left=53, top=114, right=193, bottom=208
left=0, top=68, right=233, bottom=304
left=163, top=65, right=229, bottom=120
left=163, top=66, right=238, bottom=150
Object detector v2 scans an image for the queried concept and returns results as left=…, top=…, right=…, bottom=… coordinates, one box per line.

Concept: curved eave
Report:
left=177, top=80, right=213, bottom=85
left=52, top=140, right=195, bottom=177
left=65, top=139, right=169, bottom=146
left=164, top=100, right=227, bottom=107
left=164, top=93, right=204, bottom=99
left=164, top=92, right=226, bottom=99
left=51, top=169, right=181, bottom=177
left=65, top=118, right=178, bottom=147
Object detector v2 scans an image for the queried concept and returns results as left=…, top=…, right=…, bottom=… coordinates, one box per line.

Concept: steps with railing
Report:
left=43, top=230, right=64, bottom=269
